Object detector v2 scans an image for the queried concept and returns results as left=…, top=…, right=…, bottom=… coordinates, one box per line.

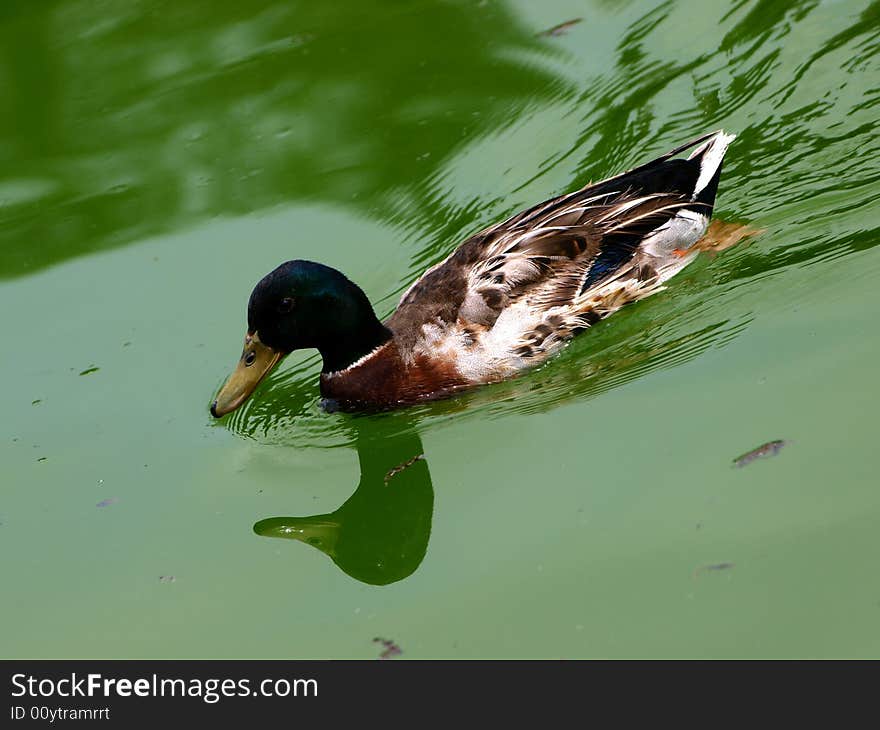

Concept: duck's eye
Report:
left=244, top=351, right=256, bottom=366
left=277, top=297, right=295, bottom=314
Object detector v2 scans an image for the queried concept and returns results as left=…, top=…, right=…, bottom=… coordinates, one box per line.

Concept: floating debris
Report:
left=31, top=399, right=42, bottom=405
left=537, top=18, right=582, bottom=37
left=158, top=575, right=176, bottom=583
left=79, top=366, right=100, bottom=376
left=373, top=637, right=402, bottom=660
left=694, top=562, right=735, bottom=577
left=384, top=454, right=425, bottom=485
left=733, top=440, right=787, bottom=468
left=36, top=457, right=47, bottom=462
left=704, top=562, right=735, bottom=572
left=96, top=497, right=119, bottom=508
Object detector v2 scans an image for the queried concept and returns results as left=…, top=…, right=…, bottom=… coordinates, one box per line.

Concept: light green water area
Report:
left=2, top=0, right=878, bottom=658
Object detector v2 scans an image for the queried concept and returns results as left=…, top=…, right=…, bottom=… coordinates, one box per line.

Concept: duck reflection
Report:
left=254, top=418, right=432, bottom=586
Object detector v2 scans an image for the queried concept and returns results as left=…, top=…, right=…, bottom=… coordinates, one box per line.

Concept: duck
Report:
left=211, top=129, right=735, bottom=417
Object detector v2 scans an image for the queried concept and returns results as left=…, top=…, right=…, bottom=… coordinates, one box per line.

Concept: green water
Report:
left=2, top=0, right=879, bottom=658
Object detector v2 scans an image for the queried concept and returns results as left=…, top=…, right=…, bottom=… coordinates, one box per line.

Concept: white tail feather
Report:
left=690, top=130, right=736, bottom=197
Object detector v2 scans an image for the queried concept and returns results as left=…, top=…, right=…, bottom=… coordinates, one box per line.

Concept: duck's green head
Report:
left=211, top=260, right=390, bottom=417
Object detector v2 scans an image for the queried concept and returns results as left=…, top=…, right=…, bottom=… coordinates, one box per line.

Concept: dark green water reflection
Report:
left=0, top=0, right=562, bottom=279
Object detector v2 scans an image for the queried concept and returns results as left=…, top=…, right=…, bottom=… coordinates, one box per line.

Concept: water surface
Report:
left=2, top=0, right=879, bottom=658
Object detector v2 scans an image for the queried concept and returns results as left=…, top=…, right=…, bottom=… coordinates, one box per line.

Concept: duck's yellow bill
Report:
left=211, top=331, right=284, bottom=418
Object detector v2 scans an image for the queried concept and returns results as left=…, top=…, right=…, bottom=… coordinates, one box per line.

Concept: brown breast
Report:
left=319, top=340, right=469, bottom=410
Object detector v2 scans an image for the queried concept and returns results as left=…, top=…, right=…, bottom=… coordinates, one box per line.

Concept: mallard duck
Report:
left=211, top=130, right=735, bottom=417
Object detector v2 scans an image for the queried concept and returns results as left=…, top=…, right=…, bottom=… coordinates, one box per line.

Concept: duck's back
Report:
left=385, top=130, right=735, bottom=388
